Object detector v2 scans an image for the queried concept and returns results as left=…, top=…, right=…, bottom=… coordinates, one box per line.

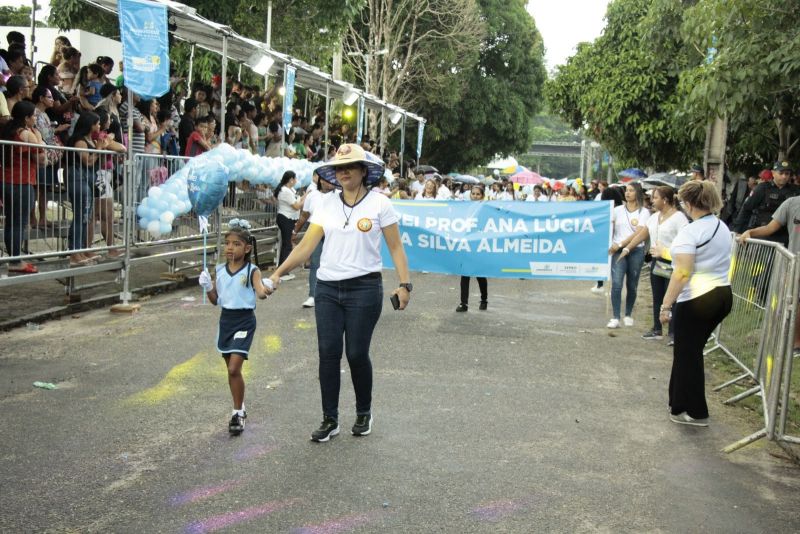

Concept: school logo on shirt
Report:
left=240, top=274, right=248, bottom=286
left=357, top=218, right=373, bottom=232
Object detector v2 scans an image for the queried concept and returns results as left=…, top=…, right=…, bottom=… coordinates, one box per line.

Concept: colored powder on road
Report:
left=295, top=320, right=313, bottom=330
left=170, top=479, right=243, bottom=506
left=263, top=335, right=282, bottom=353
left=184, top=498, right=300, bottom=533
left=469, top=497, right=533, bottom=522
left=125, top=352, right=250, bottom=405
left=233, top=443, right=278, bottom=461
left=290, top=512, right=379, bottom=534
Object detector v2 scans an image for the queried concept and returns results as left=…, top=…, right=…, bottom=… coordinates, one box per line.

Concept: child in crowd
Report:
left=76, top=64, right=105, bottom=111
left=198, top=219, right=272, bottom=435
left=185, top=116, right=212, bottom=157
left=457, top=185, right=488, bottom=312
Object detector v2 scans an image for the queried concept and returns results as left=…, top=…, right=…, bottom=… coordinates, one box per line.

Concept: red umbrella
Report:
left=510, top=170, right=544, bottom=185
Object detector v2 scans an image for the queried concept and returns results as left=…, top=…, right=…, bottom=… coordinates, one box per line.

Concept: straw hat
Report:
left=316, top=143, right=385, bottom=187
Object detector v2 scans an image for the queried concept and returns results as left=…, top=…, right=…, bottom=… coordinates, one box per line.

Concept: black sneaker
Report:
left=352, top=414, right=373, bottom=436
left=479, top=301, right=487, bottom=311
left=311, top=417, right=339, bottom=442
left=229, top=413, right=245, bottom=435
left=456, top=303, right=468, bottom=312
left=642, top=330, right=663, bottom=340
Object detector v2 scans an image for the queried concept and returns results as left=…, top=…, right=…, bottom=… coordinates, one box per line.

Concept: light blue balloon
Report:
left=159, top=221, right=173, bottom=235
left=137, top=204, right=149, bottom=218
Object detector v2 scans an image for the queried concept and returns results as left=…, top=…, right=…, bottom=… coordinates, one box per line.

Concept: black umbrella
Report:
left=643, top=173, right=686, bottom=189
left=415, top=165, right=439, bottom=174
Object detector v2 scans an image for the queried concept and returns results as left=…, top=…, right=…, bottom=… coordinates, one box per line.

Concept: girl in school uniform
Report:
left=198, top=219, right=272, bottom=435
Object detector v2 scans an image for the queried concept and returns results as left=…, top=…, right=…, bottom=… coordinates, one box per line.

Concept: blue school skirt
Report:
left=216, top=308, right=256, bottom=358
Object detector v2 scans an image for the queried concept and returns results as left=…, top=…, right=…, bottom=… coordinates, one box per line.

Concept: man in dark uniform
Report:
left=689, top=163, right=705, bottom=181
left=734, top=161, right=799, bottom=246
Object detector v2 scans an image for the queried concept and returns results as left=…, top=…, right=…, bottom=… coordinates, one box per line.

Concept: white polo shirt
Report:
left=310, top=191, right=399, bottom=281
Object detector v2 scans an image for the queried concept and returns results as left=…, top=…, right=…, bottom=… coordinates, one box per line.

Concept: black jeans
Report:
left=276, top=213, right=296, bottom=267
left=649, top=263, right=674, bottom=335
left=315, top=273, right=383, bottom=419
left=669, top=285, right=732, bottom=419
left=460, top=276, right=487, bottom=305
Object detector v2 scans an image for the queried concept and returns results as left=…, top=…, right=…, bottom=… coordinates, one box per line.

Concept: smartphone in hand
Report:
left=390, top=293, right=400, bottom=310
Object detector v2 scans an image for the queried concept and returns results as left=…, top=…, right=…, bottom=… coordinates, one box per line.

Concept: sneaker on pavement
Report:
left=311, top=416, right=340, bottom=442
left=351, top=414, right=373, bottom=436
left=229, top=413, right=245, bottom=435
left=456, top=303, right=468, bottom=312
left=668, top=337, right=674, bottom=347
left=590, top=286, right=605, bottom=294
left=623, top=316, right=634, bottom=327
left=642, top=330, right=663, bottom=340
left=669, top=412, right=709, bottom=427
left=606, top=318, right=620, bottom=329
left=280, top=273, right=296, bottom=281
left=302, top=297, right=315, bottom=308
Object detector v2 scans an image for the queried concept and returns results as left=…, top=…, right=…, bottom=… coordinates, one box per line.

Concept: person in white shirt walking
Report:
left=293, top=172, right=335, bottom=307
left=274, top=171, right=308, bottom=281
left=269, top=144, right=412, bottom=442
left=606, top=183, right=650, bottom=328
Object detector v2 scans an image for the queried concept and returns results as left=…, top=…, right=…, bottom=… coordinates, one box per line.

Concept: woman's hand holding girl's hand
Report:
left=261, top=277, right=275, bottom=296
left=608, top=243, right=620, bottom=255
left=268, top=273, right=281, bottom=291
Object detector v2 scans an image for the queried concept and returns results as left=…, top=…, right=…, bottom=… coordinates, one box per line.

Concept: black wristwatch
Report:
left=399, top=283, right=413, bottom=293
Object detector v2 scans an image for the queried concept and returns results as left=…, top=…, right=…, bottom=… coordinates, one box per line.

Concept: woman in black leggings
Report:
left=457, top=185, right=488, bottom=312
left=659, top=181, right=733, bottom=427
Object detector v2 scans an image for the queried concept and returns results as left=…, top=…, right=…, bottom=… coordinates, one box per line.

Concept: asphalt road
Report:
left=1, top=271, right=799, bottom=533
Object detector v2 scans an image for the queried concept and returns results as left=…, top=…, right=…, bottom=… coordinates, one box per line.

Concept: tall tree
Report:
left=679, top=0, right=800, bottom=165
left=546, top=0, right=700, bottom=171
left=343, top=0, right=485, bottom=142
left=420, top=0, right=547, bottom=171
left=0, top=5, right=47, bottom=27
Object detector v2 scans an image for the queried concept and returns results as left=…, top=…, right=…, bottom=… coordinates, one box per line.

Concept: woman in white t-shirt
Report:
left=606, top=183, right=650, bottom=328
left=269, top=144, right=411, bottom=442
left=273, top=171, right=308, bottom=280
left=620, top=186, right=688, bottom=342
left=659, top=181, right=732, bottom=427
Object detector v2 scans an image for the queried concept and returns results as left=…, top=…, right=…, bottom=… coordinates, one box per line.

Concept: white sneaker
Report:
left=590, top=286, right=605, bottom=294
left=623, top=316, right=634, bottom=327
left=280, top=273, right=296, bottom=281
left=606, top=318, right=620, bottom=329
left=302, top=297, right=315, bottom=308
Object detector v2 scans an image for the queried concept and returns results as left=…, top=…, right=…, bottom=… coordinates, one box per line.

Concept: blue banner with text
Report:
left=118, top=0, right=169, bottom=99
left=382, top=200, right=613, bottom=280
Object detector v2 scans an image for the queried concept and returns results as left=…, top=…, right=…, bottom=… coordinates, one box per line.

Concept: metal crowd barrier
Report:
left=1, top=140, right=279, bottom=306
left=717, top=237, right=798, bottom=452
left=1, top=139, right=128, bottom=296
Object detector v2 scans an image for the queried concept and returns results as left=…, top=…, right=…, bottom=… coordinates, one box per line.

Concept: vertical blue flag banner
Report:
left=118, top=0, right=169, bottom=99
left=282, top=66, right=296, bottom=132
left=381, top=200, right=613, bottom=280
left=416, top=121, right=425, bottom=160
left=356, top=96, right=366, bottom=144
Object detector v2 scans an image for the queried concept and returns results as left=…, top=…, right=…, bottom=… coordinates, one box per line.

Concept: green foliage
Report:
left=421, top=0, right=547, bottom=171
left=0, top=5, right=46, bottom=27
left=679, top=0, right=800, bottom=162
left=545, top=0, right=701, bottom=171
